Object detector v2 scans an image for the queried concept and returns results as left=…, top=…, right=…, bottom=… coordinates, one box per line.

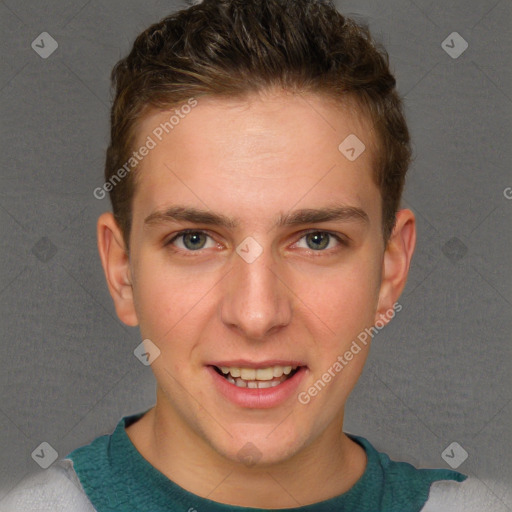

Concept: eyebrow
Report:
left=144, top=204, right=369, bottom=230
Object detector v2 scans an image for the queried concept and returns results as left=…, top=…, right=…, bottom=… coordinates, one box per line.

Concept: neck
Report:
left=126, top=398, right=367, bottom=508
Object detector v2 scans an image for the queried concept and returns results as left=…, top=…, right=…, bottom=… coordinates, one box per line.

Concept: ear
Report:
left=375, top=209, right=416, bottom=324
left=97, top=212, right=139, bottom=327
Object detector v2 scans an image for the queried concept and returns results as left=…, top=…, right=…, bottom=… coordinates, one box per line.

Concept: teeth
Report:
left=240, top=368, right=256, bottom=380
left=218, top=365, right=299, bottom=381
left=257, top=381, right=273, bottom=389
left=234, top=378, right=282, bottom=389
left=235, top=378, right=247, bottom=388
left=216, top=364, right=301, bottom=389
left=255, top=367, right=274, bottom=380
left=273, top=366, right=284, bottom=377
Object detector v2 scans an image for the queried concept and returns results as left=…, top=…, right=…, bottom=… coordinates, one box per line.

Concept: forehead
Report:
left=131, top=91, right=380, bottom=226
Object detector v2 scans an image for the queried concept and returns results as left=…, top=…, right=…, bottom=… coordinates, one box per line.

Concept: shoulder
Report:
left=0, top=459, right=95, bottom=512
left=348, top=434, right=468, bottom=511
left=421, top=476, right=511, bottom=512
left=368, top=441, right=509, bottom=511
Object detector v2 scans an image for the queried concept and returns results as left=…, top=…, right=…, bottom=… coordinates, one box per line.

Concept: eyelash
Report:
left=165, top=229, right=348, bottom=257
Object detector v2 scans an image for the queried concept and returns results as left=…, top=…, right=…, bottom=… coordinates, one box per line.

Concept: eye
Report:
left=166, top=229, right=347, bottom=255
left=295, top=231, right=346, bottom=252
left=167, top=230, right=217, bottom=252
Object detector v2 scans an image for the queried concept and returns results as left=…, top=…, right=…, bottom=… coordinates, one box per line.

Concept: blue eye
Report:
left=168, top=230, right=216, bottom=251
left=166, top=229, right=347, bottom=255
left=296, top=231, right=345, bottom=251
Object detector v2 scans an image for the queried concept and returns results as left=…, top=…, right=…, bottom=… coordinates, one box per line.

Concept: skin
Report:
left=97, top=89, right=416, bottom=508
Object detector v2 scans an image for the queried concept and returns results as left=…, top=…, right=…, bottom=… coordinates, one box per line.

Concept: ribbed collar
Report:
left=67, top=411, right=466, bottom=512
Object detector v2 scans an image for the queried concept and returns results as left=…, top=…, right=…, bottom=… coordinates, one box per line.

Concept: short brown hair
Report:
left=105, top=0, right=411, bottom=248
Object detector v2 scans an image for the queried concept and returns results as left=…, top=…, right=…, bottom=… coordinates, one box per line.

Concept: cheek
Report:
left=132, top=256, right=217, bottom=342
left=291, top=255, right=381, bottom=345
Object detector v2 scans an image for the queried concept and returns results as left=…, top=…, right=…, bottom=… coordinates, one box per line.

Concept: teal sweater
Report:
left=67, top=411, right=466, bottom=512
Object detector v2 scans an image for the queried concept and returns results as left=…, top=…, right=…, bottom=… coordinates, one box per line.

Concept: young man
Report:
left=2, top=0, right=495, bottom=510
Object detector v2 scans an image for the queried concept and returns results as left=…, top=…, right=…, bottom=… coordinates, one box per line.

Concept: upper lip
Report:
left=208, top=360, right=307, bottom=369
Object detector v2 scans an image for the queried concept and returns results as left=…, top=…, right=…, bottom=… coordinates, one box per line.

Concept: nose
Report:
left=220, top=242, right=292, bottom=341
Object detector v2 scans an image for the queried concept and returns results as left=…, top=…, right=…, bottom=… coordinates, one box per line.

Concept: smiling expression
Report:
left=105, top=89, right=406, bottom=465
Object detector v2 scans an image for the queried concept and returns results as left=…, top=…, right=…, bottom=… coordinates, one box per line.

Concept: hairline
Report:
left=121, top=88, right=385, bottom=250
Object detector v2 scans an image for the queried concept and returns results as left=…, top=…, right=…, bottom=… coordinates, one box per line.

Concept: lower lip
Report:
left=207, top=366, right=307, bottom=409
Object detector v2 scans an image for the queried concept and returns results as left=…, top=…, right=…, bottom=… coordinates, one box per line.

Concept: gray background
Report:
left=0, top=0, right=511, bottom=508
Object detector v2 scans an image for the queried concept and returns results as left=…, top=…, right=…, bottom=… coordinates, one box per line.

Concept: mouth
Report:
left=211, top=364, right=302, bottom=389
left=207, top=360, right=308, bottom=408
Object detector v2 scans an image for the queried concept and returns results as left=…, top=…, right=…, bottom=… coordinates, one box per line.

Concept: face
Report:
left=106, top=90, right=408, bottom=466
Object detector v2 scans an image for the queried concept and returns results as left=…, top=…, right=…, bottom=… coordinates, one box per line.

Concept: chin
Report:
left=208, top=424, right=307, bottom=468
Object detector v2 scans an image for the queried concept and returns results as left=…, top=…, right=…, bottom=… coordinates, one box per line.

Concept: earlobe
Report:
left=97, top=213, right=139, bottom=327
left=375, top=209, right=416, bottom=325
